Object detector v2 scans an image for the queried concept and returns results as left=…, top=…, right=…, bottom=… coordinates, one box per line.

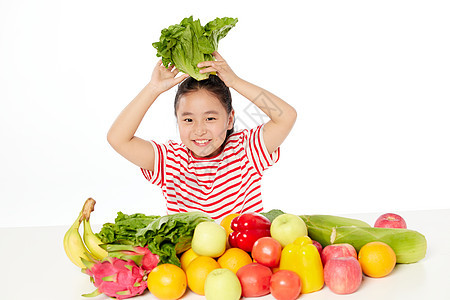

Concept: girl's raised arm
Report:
left=107, top=61, right=189, bottom=171
left=197, top=52, right=297, bottom=154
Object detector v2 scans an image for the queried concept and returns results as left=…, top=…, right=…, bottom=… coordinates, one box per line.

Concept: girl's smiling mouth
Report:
left=193, top=139, right=211, bottom=147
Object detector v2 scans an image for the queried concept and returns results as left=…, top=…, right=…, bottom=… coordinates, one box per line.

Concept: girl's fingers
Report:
left=174, top=73, right=189, bottom=84
left=199, top=67, right=217, bottom=74
left=156, top=59, right=163, bottom=67
left=197, top=61, right=207, bottom=68
left=212, top=51, right=224, bottom=61
left=197, top=60, right=218, bottom=68
left=198, top=62, right=217, bottom=70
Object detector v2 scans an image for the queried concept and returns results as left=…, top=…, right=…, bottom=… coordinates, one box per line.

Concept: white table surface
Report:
left=2, top=209, right=449, bottom=300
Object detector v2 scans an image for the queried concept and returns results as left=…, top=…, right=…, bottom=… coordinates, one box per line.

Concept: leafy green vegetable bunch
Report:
left=152, top=16, right=238, bottom=81
left=97, top=211, right=213, bottom=267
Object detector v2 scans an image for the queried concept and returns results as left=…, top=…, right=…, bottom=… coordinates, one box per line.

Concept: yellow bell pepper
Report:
left=279, top=236, right=324, bottom=294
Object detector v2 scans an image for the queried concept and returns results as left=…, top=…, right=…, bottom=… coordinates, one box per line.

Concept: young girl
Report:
left=107, top=52, right=297, bottom=220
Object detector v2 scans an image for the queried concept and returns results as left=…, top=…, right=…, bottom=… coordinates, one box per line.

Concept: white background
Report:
left=1, top=0, right=449, bottom=227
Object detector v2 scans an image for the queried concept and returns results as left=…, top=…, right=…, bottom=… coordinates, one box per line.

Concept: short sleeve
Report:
left=244, top=124, right=280, bottom=176
left=140, top=140, right=166, bottom=188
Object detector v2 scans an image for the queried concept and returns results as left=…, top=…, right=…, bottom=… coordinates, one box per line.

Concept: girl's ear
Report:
left=227, top=109, right=235, bottom=130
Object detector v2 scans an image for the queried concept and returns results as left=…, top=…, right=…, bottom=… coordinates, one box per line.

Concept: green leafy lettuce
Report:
left=97, top=211, right=213, bottom=266
left=152, top=16, right=238, bottom=81
left=261, top=209, right=286, bottom=223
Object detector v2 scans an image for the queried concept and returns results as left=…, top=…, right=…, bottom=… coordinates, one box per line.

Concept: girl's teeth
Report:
left=196, top=140, right=208, bottom=144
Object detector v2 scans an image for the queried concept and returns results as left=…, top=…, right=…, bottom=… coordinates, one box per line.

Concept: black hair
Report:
left=174, top=75, right=234, bottom=139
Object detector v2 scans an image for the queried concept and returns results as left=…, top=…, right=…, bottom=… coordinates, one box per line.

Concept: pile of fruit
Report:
left=64, top=198, right=427, bottom=300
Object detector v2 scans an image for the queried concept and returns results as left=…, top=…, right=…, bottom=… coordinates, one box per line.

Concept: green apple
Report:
left=205, top=268, right=242, bottom=300
left=191, top=221, right=227, bottom=257
left=270, top=214, right=308, bottom=247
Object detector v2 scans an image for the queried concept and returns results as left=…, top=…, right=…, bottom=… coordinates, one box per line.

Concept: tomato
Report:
left=236, top=263, right=272, bottom=297
left=251, top=237, right=282, bottom=267
left=270, top=270, right=302, bottom=300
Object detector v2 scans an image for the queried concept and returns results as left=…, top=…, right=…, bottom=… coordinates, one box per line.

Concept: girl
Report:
left=107, top=52, right=297, bottom=220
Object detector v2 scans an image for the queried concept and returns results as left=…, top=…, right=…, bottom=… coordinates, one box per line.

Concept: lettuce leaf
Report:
left=152, top=16, right=238, bottom=81
left=97, top=211, right=213, bottom=266
left=261, top=209, right=286, bottom=223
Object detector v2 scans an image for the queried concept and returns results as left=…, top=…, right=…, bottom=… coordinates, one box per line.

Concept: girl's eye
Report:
left=206, top=117, right=216, bottom=121
left=184, top=118, right=193, bottom=123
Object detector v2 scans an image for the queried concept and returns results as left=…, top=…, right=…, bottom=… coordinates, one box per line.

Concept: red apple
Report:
left=236, top=263, right=272, bottom=297
left=324, top=256, right=362, bottom=294
left=312, top=240, right=323, bottom=255
left=374, top=213, right=407, bottom=229
left=321, top=243, right=357, bottom=267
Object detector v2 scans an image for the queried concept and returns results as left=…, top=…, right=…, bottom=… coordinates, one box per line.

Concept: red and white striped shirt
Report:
left=141, top=124, right=280, bottom=220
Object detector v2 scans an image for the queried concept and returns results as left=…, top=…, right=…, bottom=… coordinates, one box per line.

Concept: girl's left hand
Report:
left=197, top=52, right=240, bottom=88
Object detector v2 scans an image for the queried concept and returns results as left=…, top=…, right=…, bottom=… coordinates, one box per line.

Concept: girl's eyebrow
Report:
left=204, top=110, right=220, bottom=115
left=180, top=110, right=219, bottom=116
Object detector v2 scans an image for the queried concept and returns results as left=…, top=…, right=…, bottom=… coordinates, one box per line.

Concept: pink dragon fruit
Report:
left=81, top=257, right=147, bottom=299
left=101, top=244, right=159, bottom=272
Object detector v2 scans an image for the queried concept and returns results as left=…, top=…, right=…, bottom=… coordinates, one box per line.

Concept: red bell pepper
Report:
left=228, top=213, right=271, bottom=252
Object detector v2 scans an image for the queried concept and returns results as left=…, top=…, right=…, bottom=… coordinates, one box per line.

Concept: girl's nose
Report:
left=194, top=123, right=207, bottom=135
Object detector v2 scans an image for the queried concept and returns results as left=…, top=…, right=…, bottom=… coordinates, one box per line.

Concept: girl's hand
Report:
left=197, top=52, right=240, bottom=88
left=149, top=60, right=189, bottom=94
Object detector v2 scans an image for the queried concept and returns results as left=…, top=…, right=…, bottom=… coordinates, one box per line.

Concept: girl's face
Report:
left=176, top=89, right=234, bottom=158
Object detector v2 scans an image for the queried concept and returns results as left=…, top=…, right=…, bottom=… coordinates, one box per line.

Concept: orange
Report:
left=180, top=248, right=200, bottom=271
left=185, top=256, right=220, bottom=295
left=220, top=213, right=240, bottom=237
left=147, top=263, right=187, bottom=300
left=217, top=247, right=253, bottom=274
left=358, top=241, right=397, bottom=278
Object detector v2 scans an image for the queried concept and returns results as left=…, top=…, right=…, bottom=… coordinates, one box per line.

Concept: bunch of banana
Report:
left=63, top=198, right=108, bottom=268
left=63, top=211, right=92, bottom=268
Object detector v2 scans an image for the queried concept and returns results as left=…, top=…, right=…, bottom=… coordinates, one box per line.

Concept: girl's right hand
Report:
left=149, top=60, right=189, bottom=94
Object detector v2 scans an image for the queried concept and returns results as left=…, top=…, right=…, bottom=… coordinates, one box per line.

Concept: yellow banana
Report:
left=83, top=218, right=108, bottom=260
left=63, top=211, right=92, bottom=268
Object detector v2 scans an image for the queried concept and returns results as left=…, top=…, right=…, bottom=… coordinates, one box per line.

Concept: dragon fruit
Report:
left=100, top=244, right=160, bottom=272
left=81, top=257, right=147, bottom=299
